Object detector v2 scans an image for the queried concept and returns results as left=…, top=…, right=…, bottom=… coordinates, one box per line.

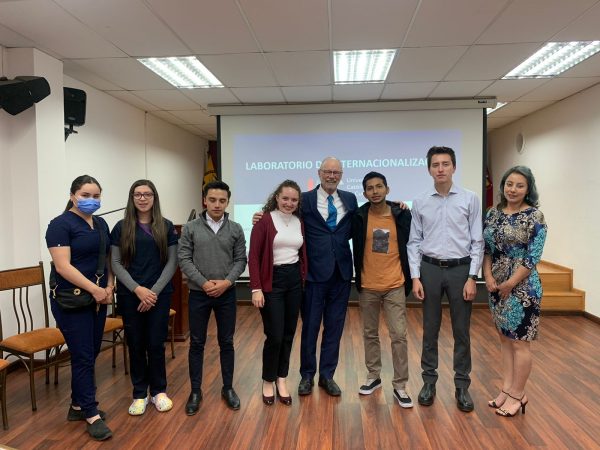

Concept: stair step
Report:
left=539, top=272, right=572, bottom=291
left=542, top=289, right=585, bottom=312
left=538, top=260, right=574, bottom=291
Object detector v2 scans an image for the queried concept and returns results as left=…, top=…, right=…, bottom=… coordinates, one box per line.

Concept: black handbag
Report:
left=49, top=216, right=106, bottom=310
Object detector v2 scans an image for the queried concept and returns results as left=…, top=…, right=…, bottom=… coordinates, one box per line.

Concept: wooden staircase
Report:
left=538, top=260, right=585, bottom=312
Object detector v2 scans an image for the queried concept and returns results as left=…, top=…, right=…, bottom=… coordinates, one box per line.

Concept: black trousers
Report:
left=119, top=290, right=171, bottom=398
left=259, top=263, right=302, bottom=382
left=188, top=288, right=236, bottom=391
left=420, top=261, right=472, bottom=388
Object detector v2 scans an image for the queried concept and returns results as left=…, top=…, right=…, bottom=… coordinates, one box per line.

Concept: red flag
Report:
left=485, top=167, right=494, bottom=210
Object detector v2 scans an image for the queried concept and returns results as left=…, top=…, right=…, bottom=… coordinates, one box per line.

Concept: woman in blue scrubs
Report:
left=110, top=180, right=178, bottom=416
left=46, top=174, right=113, bottom=441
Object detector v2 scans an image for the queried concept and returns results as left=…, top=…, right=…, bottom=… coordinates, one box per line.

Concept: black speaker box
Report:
left=64, top=87, right=86, bottom=126
left=0, top=79, right=33, bottom=115
left=15, top=76, right=51, bottom=102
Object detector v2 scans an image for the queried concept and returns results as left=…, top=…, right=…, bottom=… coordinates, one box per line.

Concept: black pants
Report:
left=188, top=288, right=236, bottom=391
left=260, top=263, right=302, bottom=382
left=420, top=261, right=472, bottom=388
left=119, top=290, right=171, bottom=398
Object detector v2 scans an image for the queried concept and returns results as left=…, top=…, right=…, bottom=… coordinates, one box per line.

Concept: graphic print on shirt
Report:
left=372, top=228, right=390, bottom=253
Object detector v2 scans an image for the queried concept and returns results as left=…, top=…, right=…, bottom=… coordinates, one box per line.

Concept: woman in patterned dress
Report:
left=483, top=166, right=547, bottom=417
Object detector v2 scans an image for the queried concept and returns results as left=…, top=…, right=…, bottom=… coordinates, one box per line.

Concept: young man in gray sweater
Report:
left=178, top=181, right=247, bottom=415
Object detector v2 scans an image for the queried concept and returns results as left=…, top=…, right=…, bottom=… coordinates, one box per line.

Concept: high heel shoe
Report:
left=276, top=385, right=292, bottom=406
left=262, top=381, right=275, bottom=406
left=488, top=390, right=509, bottom=408
left=495, top=392, right=528, bottom=417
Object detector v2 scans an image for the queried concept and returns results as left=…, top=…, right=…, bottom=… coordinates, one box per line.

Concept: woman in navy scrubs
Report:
left=110, top=180, right=178, bottom=416
left=46, top=175, right=113, bottom=441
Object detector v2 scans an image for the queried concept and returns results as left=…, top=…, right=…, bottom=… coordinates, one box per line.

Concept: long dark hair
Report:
left=120, top=179, right=168, bottom=268
left=262, top=180, right=302, bottom=217
left=65, top=175, right=102, bottom=211
left=498, top=165, right=540, bottom=209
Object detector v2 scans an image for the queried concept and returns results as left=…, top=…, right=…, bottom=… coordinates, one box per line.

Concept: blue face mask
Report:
left=76, top=197, right=101, bottom=215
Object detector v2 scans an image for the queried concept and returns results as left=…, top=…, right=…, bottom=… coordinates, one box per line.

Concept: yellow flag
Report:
left=203, top=149, right=217, bottom=188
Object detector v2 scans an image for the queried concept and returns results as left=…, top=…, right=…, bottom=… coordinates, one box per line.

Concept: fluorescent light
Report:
left=487, top=102, right=507, bottom=114
left=334, top=49, right=396, bottom=84
left=137, top=56, right=223, bottom=88
left=503, top=41, right=600, bottom=79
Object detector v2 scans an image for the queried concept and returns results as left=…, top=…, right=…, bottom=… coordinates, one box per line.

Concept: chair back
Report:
left=0, top=262, right=50, bottom=341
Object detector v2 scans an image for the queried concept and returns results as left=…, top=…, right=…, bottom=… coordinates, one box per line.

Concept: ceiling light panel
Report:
left=503, top=41, right=600, bottom=79
left=334, top=49, right=396, bottom=84
left=138, top=56, right=223, bottom=88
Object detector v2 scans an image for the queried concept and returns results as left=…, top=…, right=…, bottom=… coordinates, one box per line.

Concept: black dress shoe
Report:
left=455, top=387, right=474, bottom=412
left=185, top=391, right=202, bottom=416
left=298, top=377, right=314, bottom=396
left=417, top=383, right=436, bottom=406
left=222, top=387, right=241, bottom=410
left=318, top=377, right=341, bottom=396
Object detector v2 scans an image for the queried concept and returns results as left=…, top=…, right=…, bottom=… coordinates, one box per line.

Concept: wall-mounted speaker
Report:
left=0, top=76, right=51, bottom=116
left=64, top=87, right=86, bottom=126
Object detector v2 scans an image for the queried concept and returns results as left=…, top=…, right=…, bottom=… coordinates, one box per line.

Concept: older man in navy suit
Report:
left=298, top=157, right=358, bottom=396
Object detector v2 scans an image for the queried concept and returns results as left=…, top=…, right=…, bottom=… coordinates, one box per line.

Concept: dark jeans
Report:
left=119, top=290, right=171, bottom=398
left=188, top=288, right=236, bottom=391
left=300, top=265, right=350, bottom=380
left=420, top=261, right=472, bottom=388
left=260, top=263, right=302, bottom=382
left=51, top=300, right=107, bottom=419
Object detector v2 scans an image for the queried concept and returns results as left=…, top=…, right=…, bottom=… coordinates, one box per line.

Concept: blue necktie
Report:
left=326, top=195, right=337, bottom=230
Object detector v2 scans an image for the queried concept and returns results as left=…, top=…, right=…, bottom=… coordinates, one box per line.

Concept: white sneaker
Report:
left=359, top=378, right=382, bottom=395
left=393, top=389, right=414, bottom=408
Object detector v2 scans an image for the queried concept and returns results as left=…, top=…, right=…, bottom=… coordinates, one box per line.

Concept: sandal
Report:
left=128, top=398, right=148, bottom=416
left=151, top=393, right=173, bottom=412
left=488, top=390, right=509, bottom=408
left=495, top=392, right=528, bottom=417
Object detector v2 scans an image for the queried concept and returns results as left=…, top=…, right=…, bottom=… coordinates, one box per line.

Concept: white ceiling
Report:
left=1, top=0, right=600, bottom=140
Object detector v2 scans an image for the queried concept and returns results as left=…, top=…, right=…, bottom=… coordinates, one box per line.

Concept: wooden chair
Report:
left=0, top=358, right=9, bottom=429
left=103, top=292, right=128, bottom=374
left=0, top=262, right=65, bottom=411
left=168, top=308, right=176, bottom=359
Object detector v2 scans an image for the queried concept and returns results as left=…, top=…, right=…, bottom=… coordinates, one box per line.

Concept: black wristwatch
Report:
left=469, top=275, right=478, bottom=280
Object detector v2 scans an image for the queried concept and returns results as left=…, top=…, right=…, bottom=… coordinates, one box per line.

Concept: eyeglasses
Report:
left=133, top=193, right=154, bottom=199
left=320, top=170, right=343, bottom=177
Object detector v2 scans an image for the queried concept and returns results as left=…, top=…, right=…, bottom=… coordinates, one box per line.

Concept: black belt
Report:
left=274, top=261, right=300, bottom=269
left=422, top=255, right=471, bottom=268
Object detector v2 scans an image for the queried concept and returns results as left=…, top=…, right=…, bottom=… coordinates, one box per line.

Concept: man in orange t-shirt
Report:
left=351, top=172, right=413, bottom=408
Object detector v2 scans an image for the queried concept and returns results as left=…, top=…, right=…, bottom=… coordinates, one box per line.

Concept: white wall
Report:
left=63, top=76, right=207, bottom=230
left=1, top=48, right=207, bottom=347
left=488, top=82, right=600, bottom=317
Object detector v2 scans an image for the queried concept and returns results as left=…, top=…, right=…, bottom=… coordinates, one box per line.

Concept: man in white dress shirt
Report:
left=407, top=146, right=484, bottom=412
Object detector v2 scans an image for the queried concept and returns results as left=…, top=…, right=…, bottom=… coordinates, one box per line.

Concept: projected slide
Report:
left=232, top=129, right=461, bottom=233
left=219, top=108, right=484, bottom=277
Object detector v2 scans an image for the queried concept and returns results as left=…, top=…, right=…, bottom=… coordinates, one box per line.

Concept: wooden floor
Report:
left=1, top=306, right=600, bottom=450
